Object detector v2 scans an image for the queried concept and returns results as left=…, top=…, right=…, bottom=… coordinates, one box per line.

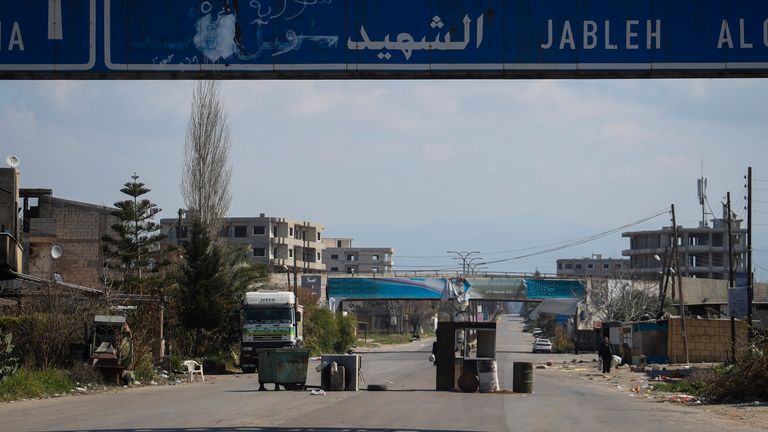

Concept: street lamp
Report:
left=446, top=250, right=482, bottom=275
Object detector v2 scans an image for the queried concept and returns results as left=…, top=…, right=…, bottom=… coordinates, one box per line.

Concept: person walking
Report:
left=597, top=336, right=613, bottom=373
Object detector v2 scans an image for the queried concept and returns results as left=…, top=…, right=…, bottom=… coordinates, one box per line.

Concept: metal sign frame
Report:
left=2, top=1, right=768, bottom=79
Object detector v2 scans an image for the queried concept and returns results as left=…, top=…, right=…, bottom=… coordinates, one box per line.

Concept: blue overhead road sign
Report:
left=0, top=0, right=94, bottom=72
left=3, top=1, right=768, bottom=79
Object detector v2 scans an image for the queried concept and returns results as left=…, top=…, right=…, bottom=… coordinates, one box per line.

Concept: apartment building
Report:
left=161, top=213, right=326, bottom=273
left=556, top=255, right=631, bottom=278
left=322, top=238, right=394, bottom=274
left=622, top=209, right=747, bottom=280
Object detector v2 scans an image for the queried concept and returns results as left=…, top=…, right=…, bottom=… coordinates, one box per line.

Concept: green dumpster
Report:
left=258, top=349, right=309, bottom=391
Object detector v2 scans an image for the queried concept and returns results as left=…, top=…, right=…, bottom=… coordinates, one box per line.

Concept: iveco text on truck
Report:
left=240, top=291, right=303, bottom=373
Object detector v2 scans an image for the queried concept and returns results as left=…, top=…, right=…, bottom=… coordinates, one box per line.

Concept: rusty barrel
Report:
left=512, top=362, right=533, bottom=393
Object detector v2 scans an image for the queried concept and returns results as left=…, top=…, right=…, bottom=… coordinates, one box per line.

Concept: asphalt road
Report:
left=0, top=315, right=764, bottom=432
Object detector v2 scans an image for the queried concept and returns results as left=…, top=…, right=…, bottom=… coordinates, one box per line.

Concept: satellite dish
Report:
left=50, top=245, right=63, bottom=259
left=5, top=155, right=19, bottom=168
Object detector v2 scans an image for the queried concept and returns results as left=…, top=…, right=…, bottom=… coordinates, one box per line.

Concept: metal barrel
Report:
left=512, top=362, right=533, bottom=393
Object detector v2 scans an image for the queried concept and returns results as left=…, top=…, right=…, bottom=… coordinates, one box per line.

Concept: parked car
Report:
left=532, top=328, right=543, bottom=338
left=532, top=338, right=552, bottom=353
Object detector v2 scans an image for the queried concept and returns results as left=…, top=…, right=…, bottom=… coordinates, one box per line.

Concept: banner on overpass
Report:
left=3, top=1, right=768, bottom=78
left=327, top=277, right=585, bottom=302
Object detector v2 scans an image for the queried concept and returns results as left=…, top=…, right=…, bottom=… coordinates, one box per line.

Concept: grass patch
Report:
left=356, top=333, right=415, bottom=347
left=652, top=379, right=705, bottom=395
left=0, top=368, right=75, bottom=401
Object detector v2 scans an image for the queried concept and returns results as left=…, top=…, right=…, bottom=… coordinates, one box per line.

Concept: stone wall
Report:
left=667, top=317, right=748, bottom=363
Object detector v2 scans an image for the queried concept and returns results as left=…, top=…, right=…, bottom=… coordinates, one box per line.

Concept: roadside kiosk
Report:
left=434, top=321, right=497, bottom=392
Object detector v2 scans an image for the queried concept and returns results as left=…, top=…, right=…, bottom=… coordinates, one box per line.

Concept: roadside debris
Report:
left=664, top=394, right=700, bottom=404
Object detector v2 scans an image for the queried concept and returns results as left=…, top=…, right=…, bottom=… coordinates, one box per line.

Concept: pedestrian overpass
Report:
left=327, top=276, right=585, bottom=304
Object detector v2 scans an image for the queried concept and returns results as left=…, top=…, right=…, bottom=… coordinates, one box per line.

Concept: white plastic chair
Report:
left=183, top=360, right=204, bottom=382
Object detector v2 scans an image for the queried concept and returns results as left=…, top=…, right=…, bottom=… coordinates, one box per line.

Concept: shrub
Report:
left=334, top=313, right=357, bottom=353
left=659, top=340, right=768, bottom=403
left=304, top=307, right=356, bottom=356
left=202, top=353, right=230, bottom=374
left=0, top=330, right=20, bottom=383
left=133, top=353, right=155, bottom=383
left=553, top=327, right=573, bottom=353
left=695, top=346, right=768, bottom=403
left=304, top=308, right=337, bottom=355
left=67, top=363, right=103, bottom=387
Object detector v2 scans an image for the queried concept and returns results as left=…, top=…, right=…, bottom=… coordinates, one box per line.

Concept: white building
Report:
left=322, top=238, right=394, bottom=274
left=161, top=213, right=325, bottom=273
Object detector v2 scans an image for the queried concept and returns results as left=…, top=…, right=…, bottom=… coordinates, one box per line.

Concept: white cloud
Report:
left=1, top=78, right=766, bottom=274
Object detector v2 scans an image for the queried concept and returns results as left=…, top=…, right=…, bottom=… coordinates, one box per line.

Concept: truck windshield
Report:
left=244, top=308, right=292, bottom=323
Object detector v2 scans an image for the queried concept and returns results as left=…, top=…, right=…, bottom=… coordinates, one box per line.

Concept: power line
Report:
left=475, top=208, right=671, bottom=266
left=396, top=255, right=455, bottom=260
left=480, top=208, right=670, bottom=256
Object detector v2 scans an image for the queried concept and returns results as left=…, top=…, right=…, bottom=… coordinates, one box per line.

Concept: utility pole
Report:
left=727, top=192, right=736, bottom=364
left=293, top=248, right=298, bottom=299
left=177, top=208, right=183, bottom=247
left=671, top=204, right=690, bottom=364
left=746, top=167, right=753, bottom=342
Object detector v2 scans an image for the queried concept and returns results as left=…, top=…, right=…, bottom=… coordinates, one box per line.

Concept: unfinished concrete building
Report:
left=20, top=189, right=117, bottom=288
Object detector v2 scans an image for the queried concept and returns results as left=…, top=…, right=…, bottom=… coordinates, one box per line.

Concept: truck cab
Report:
left=240, top=291, right=303, bottom=373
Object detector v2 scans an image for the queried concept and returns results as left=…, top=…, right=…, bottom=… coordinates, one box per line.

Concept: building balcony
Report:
left=622, top=248, right=666, bottom=257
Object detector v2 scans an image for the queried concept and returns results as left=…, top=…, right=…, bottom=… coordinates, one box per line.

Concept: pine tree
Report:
left=176, top=219, right=269, bottom=354
left=177, top=220, right=226, bottom=355
left=101, top=173, right=168, bottom=295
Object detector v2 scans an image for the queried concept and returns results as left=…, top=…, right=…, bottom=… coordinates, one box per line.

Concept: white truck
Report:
left=240, top=291, right=303, bottom=373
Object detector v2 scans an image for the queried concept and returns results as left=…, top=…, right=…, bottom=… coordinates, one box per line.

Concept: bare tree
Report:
left=402, top=301, right=437, bottom=336
left=181, top=80, right=232, bottom=236
left=587, top=277, right=659, bottom=322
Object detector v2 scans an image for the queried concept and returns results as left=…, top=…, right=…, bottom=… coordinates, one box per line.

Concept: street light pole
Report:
left=446, top=250, right=482, bottom=276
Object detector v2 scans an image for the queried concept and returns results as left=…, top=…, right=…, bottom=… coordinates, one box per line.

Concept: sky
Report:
left=1, top=79, right=766, bottom=278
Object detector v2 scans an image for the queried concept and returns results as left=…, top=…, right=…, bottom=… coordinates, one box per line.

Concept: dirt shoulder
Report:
left=535, top=357, right=768, bottom=430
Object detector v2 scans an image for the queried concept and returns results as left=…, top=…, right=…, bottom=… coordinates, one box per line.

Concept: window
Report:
left=253, top=226, right=266, bottom=235
left=337, top=240, right=342, bottom=247
left=603, top=263, right=610, bottom=269
left=587, top=264, right=594, bottom=269
left=317, top=252, right=321, bottom=260
left=252, top=248, right=266, bottom=257
left=565, top=264, right=572, bottom=270
left=372, top=255, right=380, bottom=261
left=575, top=264, right=582, bottom=270
left=615, top=264, right=622, bottom=269
left=234, top=226, right=247, bottom=238
left=289, top=227, right=294, bottom=236
left=347, top=254, right=356, bottom=261
left=557, top=263, right=563, bottom=270
left=331, top=267, right=339, bottom=272
left=317, top=232, right=321, bottom=241
left=220, top=226, right=229, bottom=237
left=346, top=267, right=356, bottom=274
left=289, top=249, right=293, bottom=258
left=331, top=254, right=339, bottom=260
left=273, top=248, right=277, bottom=257
left=272, top=226, right=278, bottom=237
